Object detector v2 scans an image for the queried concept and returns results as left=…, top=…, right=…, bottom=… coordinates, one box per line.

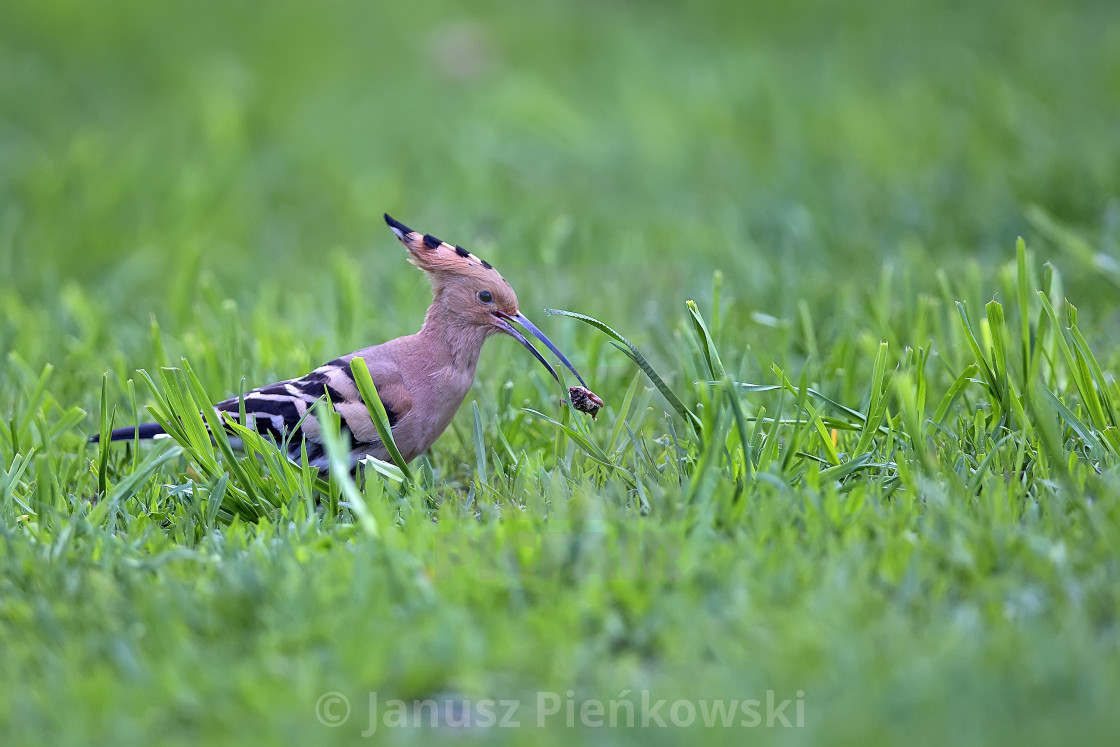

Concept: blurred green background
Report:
left=3, top=1, right=1120, bottom=744
left=4, top=0, right=1119, bottom=349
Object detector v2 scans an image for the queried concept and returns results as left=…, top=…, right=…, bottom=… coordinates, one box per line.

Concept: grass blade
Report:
left=472, top=400, right=489, bottom=485
left=314, top=401, right=378, bottom=536
left=546, top=308, right=702, bottom=435
left=350, top=357, right=413, bottom=482
left=87, top=445, right=182, bottom=526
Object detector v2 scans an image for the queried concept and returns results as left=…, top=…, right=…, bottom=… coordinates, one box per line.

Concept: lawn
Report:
left=2, top=0, right=1120, bottom=744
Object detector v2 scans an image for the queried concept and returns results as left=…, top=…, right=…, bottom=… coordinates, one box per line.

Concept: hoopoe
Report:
left=93, top=214, right=602, bottom=472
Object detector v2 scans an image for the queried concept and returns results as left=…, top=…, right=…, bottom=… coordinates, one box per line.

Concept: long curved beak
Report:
left=493, top=311, right=589, bottom=388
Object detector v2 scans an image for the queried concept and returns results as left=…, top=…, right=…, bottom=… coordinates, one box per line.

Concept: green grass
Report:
left=3, top=0, right=1120, bottom=744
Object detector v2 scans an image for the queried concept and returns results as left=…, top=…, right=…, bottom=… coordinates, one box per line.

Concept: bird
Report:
left=92, top=213, right=601, bottom=472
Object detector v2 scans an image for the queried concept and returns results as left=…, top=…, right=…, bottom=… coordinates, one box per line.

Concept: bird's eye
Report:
left=477, top=290, right=494, bottom=304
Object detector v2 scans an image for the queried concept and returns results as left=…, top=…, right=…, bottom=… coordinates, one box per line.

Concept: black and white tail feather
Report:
left=90, top=355, right=396, bottom=473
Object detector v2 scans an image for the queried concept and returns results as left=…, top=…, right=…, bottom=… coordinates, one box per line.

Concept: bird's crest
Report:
left=384, top=213, right=505, bottom=286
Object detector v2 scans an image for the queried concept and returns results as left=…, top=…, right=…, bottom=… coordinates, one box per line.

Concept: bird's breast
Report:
left=390, top=363, right=478, bottom=461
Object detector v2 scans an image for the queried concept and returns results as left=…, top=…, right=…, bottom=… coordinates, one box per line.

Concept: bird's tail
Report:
left=89, top=422, right=167, bottom=444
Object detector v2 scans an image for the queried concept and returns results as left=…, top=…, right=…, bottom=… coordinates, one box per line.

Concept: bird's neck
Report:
left=415, top=301, right=492, bottom=372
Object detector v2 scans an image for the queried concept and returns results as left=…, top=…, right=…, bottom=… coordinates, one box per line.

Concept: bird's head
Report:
left=384, top=213, right=589, bottom=388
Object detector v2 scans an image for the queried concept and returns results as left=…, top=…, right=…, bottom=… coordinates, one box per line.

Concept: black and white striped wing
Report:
left=213, top=356, right=412, bottom=470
